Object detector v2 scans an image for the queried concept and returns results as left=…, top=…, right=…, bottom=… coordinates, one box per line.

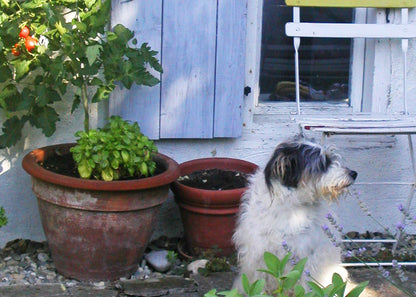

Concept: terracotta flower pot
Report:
left=171, top=158, right=258, bottom=257
left=22, top=143, right=179, bottom=281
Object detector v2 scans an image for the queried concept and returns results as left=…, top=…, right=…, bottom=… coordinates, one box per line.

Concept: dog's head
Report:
left=264, top=141, right=357, bottom=200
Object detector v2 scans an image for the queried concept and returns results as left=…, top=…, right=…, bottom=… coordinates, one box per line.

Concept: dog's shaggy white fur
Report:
left=233, top=140, right=357, bottom=293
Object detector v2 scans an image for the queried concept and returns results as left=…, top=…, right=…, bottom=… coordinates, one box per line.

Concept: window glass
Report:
left=259, top=0, right=353, bottom=104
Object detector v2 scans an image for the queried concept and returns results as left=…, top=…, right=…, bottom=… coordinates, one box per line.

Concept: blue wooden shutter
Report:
left=110, top=0, right=247, bottom=139
left=214, top=0, right=247, bottom=137
left=109, top=0, right=162, bottom=139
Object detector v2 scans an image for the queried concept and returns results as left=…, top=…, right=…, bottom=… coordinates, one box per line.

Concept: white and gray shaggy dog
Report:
left=233, top=140, right=357, bottom=293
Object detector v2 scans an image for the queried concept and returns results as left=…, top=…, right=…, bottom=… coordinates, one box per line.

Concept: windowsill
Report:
left=254, top=101, right=352, bottom=116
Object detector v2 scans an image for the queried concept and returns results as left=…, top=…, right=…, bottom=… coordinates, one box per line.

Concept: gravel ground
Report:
left=0, top=238, right=415, bottom=297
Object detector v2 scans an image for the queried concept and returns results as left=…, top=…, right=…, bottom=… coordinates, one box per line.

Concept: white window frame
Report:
left=244, top=0, right=376, bottom=118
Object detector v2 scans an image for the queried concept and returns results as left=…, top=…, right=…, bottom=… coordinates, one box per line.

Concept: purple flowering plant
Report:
left=323, top=189, right=416, bottom=297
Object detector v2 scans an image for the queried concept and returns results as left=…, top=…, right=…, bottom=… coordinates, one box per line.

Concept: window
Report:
left=245, top=0, right=374, bottom=115
left=259, top=0, right=354, bottom=105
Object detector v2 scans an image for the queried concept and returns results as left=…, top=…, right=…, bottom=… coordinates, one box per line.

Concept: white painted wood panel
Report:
left=286, top=22, right=416, bottom=38
left=214, top=0, right=248, bottom=137
left=110, top=0, right=162, bottom=139
left=160, top=0, right=217, bottom=138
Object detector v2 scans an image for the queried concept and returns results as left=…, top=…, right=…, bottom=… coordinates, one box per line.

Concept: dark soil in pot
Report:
left=177, top=169, right=249, bottom=190
left=41, top=152, right=79, bottom=177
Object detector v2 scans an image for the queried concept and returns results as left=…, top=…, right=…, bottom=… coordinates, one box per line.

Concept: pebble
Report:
left=37, top=252, right=49, bottom=262
left=65, top=280, right=79, bottom=287
left=144, top=250, right=172, bottom=273
left=187, top=259, right=208, bottom=274
left=0, top=239, right=175, bottom=289
left=93, top=281, right=106, bottom=289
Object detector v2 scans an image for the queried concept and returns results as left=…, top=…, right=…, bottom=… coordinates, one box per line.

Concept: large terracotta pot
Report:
left=22, top=143, right=179, bottom=281
left=171, top=158, right=258, bottom=257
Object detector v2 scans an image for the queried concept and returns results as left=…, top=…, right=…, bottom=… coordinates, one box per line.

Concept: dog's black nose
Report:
left=349, top=170, right=358, bottom=180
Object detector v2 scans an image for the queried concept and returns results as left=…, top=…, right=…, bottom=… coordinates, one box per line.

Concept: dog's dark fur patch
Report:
left=264, top=142, right=332, bottom=189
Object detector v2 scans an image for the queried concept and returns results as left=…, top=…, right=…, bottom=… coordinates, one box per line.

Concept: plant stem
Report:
left=81, top=83, right=89, bottom=133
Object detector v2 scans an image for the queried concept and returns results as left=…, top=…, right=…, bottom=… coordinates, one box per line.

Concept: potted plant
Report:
left=171, top=158, right=258, bottom=257
left=0, top=0, right=179, bottom=281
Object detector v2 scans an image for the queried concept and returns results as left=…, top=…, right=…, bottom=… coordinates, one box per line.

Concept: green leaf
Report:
left=10, top=59, right=31, bottom=80
left=249, top=279, right=265, bottom=296
left=322, top=284, right=335, bottom=296
left=112, top=150, right=121, bottom=159
left=263, top=252, right=280, bottom=277
left=327, top=283, right=347, bottom=297
left=217, top=289, right=242, bottom=297
left=90, top=77, right=103, bottom=86
left=1, top=84, right=21, bottom=111
left=292, top=258, right=307, bottom=275
left=139, top=162, right=148, bottom=176
left=331, top=273, right=344, bottom=287
left=55, top=21, right=67, bottom=35
left=113, top=24, right=134, bottom=45
left=92, top=85, right=114, bottom=103
left=86, top=44, right=102, bottom=66
left=72, top=153, right=82, bottom=163
left=73, top=20, right=87, bottom=33
left=36, top=45, right=47, bottom=55
left=29, top=106, right=59, bottom=137
left=279, top=253, right=291, bottom=275
left=203, top=289, right=218, bottom=297
left=294, top=285, right=305, bottom=297
left=308, top=282, right=324, bottom=296
left=106, top=32, right=117, bottom=42
left=36, top=85, right=48, bottom=106
left=92, top=154, right=101, bottom=164
left=101, top=167, right=114, bottom=181
left=34, top=24, right=48, bottom=35
left=77, top=159, right=92, bottom=179
left=0, top=116, right=26, bottom=148
left=282, top=270, right=301, bottom=290
left=0, top=65, right=11, bottom=83
left=121, top=150, right=130, bottom=163
left=111, top=158, right=119, bottom=169
left=241, top=274, right=250, bottom=294
left=345, top=281, right=368, bottom=297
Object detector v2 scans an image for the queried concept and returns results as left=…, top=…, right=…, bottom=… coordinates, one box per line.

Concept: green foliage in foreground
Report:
left=204, top=252, right=368, bottom=297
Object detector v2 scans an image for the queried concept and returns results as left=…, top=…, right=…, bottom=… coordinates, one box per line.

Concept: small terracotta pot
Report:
left=171, top=158, right=258, bottom=257
left=22, top=143, right=179, bottom=281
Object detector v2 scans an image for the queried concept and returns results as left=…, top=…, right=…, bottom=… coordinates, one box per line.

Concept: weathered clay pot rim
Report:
left=172, top=157, right=258, bottom=194
left=22, top=143, right=180, bottom=191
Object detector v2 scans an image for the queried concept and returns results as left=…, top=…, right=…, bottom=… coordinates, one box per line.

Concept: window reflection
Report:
left=260, top=0, right=353, bottom=103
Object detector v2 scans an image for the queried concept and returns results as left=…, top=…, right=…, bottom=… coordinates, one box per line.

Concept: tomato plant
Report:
left=19, top=26, right=30, bottom=38
left=11, top=44, right=21, bottom=56
left=24, top=36, right=37, bottom=52
left=0, top=0, right=162, bottom=180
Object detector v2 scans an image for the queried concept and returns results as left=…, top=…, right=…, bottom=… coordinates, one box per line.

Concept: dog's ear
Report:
left=264, top=145, right=302, bottom=189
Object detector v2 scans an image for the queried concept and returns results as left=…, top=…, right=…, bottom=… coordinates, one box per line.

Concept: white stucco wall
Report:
left=1, top=6, right=416, bottom=248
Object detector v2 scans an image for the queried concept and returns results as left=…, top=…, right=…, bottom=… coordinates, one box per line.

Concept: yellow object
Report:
left=285, top=0, right=416, bottom=8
